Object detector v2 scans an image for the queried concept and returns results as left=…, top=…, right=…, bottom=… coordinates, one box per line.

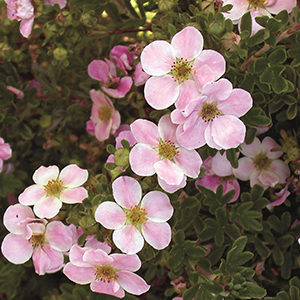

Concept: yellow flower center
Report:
left=30, top=233, right=45, bottom=248
left=253, top=152, right=272, bottom=171
left=98, top=106, right=112, bottom=122
left=158, top=139, right=179, bottom=161
left=248, top=0, right=268, bottom=8
left=44, top=179, right=63, bottom=197
left=170, top=58, right=193, bottom=83
left=200, top=102, right=222, bottom=122
left=95, top=265, right=117, bottom=282
left=126, top=205, right=148, bottom=226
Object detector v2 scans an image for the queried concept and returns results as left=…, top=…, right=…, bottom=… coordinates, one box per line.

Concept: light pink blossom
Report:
left=140, top=26, right=226, bottom=109
left=18, top=164, right=89, bottom=219
left=129, top=114, right=202, bottom=192
left=1, top=204, right=73, bottom=275
left=63, top=244, right=150, bottom=298
left=173, top=78, right=253, bottom=150
left=87, top=89, right=121, bottom=142
left=222, top=0, right=297, bottom=35
left=110, top=45, right=135, bottom=73
left=196, top=153, right=240, bottom=203
left=95, top=176, right=174, bottom=254
left=133, top=62, right=150, bottom=86
left=233, top=137, right=290, bottom=189
left=88, top=59, right=132, bottom=98
left=0, top=137, right=12, bottom=173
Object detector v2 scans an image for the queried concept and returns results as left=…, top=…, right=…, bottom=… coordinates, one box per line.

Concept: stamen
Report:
left=253, top=152, right=272, bottom=170
left=44, top=179, right=63, bottom=197
left=95, top=265, right=117, bottom=282
left=30, top=233, right=45, bottom=247
left=98, top=106, right=112, bottom=122
left=200, top=102, right=222, bottom=122
left=169, top=58, right=193, bottom=83
left=158, top=139, right=179, bottom=161
left=126, top=205, right=148, bottom=226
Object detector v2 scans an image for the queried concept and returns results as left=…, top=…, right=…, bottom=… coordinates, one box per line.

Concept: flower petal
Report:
left=112, top=176, right=142, bottom=209
left=3, top=204, right=35, bottom=234
left=175, top=148, right=202, bottom=178
left=154, top=159, right=184, bottom=185
left=117, top=270, right=150, bottom=295
left=33, top=196, right=62, bottom=219
left=158, top=176, right=186, bottom=193
left=1, top=233, right=33, bottom=264
left=90, top=89, right=111, bottom=107
left=240, top=137, right=261, bottom=158
left=222, top=0, right=249, bottom=21
left=18, top=184, right=46, bottom=206
left=218, top=88, right=253, bottom=117
left=95, top=201, right=126, bottom=229
left=60, top=187, right=88, bottom=204
left=130, top=119, right=159, bottom=146
left=103, top=76, right=133, bottom=98
left=141, top=40, right=175, bottom=76
left=69, top=245, right=91, bottom=267
left=144, top=75, right=179, bottom=110
left=94, top=120, right=113, bottom=142
left=204, top=123, right=222, bottom=150
left=211, top=152, right=233, bottom=177
left=129, top=144, right=159, bottom=176
left=175, top=79, right=200, bottom=110
left=45, top=221, right=73, bottom=252
left=141, top=191, right=173, bottom=222
left=261, top=137, right=282, bottom=159
left=202, top=78, right=233, bottom=101
left=88, top=60, right=109, bottom=82
left=110, top=253, right=141, bottom=272
left=268, top=160, right=290, bottom=184
left=142, top=221, right=171, bottom=250
left=232, top=157, right=254, bottom=181
left=59, top=164, right=88, bottom=188
left=171, top=26, right=204, bottom=60
left=83, top=249, right=113, bottom=266
left=158, top=114, right=177, bottom=142
left=33, top=165, right=59, bottom=185
left=266, top=0, right=296, bottom=14
left=20, top=17, right=34, bottom=38
left=42, top=244, right=64, bottom=273
left=211, top=115, right=246, bottom=149
left=90, top=280, right=125, bottom=298
left=113, top=225, right=144, bottom=254
left=63, top=263, right=95, bottom=284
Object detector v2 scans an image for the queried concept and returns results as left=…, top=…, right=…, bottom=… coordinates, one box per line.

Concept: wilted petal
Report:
left=1, top=233, right=33, bottom=264
left=144, top=75, right=179, bottom=110
left=60, top=187, right=88, bottom=204
left=63, top=263, right=95, bottom=284
left=141, top=41, right=175, bottom=76
left=33, top=196, right=62, bottom=219
left=33, top=165, right=59, bottom=185
left=141, top=191, right=173, bottom=222
left=95, top=201, right=126, bottom=229
left=117, top=270, right=150, bottom=295
left=45, top=221, right=73, bottom=252
left=110, top=253, right=141, bottom=272
left=59, top=164, right=88, bottom=188
left=113, top=225, right=144, bottom=254
left=211, top=115, right=246, bottom=149
left=18, top=184, right=46, bottom=206
left=171, top=26, right=204, bottom=60
left=129, top=144, right=159, bottom=176
left=142, top=221, right=171, bottom=250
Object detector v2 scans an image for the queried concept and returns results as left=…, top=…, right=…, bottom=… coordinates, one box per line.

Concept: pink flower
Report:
left=233, top=137, right=290, bottom=189
left=63, top=244, right=150, bottom=298
left=0, top=137, right=12, bottom=172
left=222, top=0, right=296, bottom=35
left=267, top=184, right=290, bottom=208
left=44, top=0, right=67, bottom=9
left=140, top=26, right=226, bottom=109
left=18, top=164, right=89, bottom=219
left=110, top=45, right=135, bottom=73
left=7, top=85, right=24, bottom=99
left=95, top=176, right=174, bottom=254
left=5, top=0, right=34, bottom=38
left=196, top=153, right=240, bottom=203
left=133, top=62, right=150, bottom=86
left=1, top=204, right=73, bottom=275
left=129, top=114, right=202, bottom=192
left=173, top=78, right=253, bottom=150
left=88, top=59, right=133, bottom=98
left=88, top=89, right=121, bottom=142
left=28, top=80, right=42, bottom=97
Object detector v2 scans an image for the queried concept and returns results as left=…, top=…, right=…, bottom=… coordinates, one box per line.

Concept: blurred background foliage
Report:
left=0, top=0, right=300, bottom=299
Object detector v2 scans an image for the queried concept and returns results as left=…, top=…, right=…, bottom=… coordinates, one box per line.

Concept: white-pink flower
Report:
left=173, top=78, right=253, bottom=150
left=222, top=0, right=297, bottom=35
left=63, top=244, right=150, bottom=298
left=0, top=137, right=12, bottom=172
left=88, top=59, right=133, bottom=98
left=109, top=45, right=135, bottom=73
left=88, top=89, right=121, bottom=142
left=18, top=164, right=89, bottom=219
left=95, top=176, right=174, bottom=254
left=1, top=204, right=73, bottom=275
left=233, top=137, right=290, bottom=189
left=140, top=26, right=226, bottom=109
left=129, top=114, right=202, bottom=193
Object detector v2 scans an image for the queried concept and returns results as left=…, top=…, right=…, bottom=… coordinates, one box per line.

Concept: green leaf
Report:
left=238, top=282, right=267, bottom=299
left=248, top=29, right=270, bottom=47
left=226, top=148, right=239, bottom=168
left=269, top=48, right=287, bottom=65
left=240, top=12, right=252, bottom=38
left=286, top=104, right=297, bottom=120
left=241, top=107, right=271, bottom=127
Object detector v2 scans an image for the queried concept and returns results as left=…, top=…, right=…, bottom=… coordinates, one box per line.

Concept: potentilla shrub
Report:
left=0, top=0, right=300, bottom=300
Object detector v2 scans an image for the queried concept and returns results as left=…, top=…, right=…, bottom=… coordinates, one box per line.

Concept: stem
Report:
left=241, top=23, right=300, bottom=72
